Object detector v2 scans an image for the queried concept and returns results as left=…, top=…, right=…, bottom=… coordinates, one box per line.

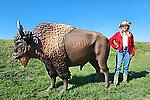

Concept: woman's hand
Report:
left=115, top=45, right=118, bottom=50
left=113, top=40, right=118, bottom=49
left=130, top=54, right=133, bottom=59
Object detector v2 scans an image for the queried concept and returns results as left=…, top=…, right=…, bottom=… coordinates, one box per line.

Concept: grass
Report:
left=0, top=40, right=150, bottom=100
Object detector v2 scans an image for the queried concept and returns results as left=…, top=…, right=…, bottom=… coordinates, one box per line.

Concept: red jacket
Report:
left=109, top=32, right=135, bottom=56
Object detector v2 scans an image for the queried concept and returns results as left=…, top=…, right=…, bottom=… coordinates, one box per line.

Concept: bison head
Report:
left=13, top=21, right=36, bottom=67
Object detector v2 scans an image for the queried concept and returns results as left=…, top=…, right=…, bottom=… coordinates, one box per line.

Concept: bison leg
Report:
left=59, top=79, right=68, bottom=93
left=52, top=60, right=71, bottom=93
left=96, top=56, right=109, bottom=88
left=89, top=60, right=100, bottom=81
left=46, top=76, right=56, bottom=91
left=45, top=64, right=58, bottom=91
left=103, top=68, right=109, bottom=88
left=98, top=60, right=109, bottom=88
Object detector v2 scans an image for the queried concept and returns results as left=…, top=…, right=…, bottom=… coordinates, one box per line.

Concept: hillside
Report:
left=0, top=40, right=150, bottom=100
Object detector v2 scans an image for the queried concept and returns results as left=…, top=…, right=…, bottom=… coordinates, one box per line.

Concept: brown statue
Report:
left=13, top=21, right=110, bottom=93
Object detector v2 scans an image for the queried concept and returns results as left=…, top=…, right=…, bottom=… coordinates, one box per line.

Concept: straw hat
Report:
left=119, top=20, right=131, bottom=28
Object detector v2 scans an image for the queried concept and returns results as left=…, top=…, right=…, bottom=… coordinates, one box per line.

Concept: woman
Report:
left=109, top=20, right=135, bottom=85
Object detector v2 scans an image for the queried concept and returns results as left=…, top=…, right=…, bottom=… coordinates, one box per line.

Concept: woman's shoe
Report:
left=113, top=76, right=119, bottom=85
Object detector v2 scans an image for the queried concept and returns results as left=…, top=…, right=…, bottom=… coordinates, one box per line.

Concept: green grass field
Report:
left=0, top=40, right=150, bottom=100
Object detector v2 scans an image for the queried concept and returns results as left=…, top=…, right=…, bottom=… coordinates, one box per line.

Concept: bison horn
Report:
left=17, top=21, right=25, bottom=37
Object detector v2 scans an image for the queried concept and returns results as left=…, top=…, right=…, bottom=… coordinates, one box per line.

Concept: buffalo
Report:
left=13, top=21, right=110, bottom=93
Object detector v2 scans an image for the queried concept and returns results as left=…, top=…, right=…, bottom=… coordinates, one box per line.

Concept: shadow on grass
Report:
left=128, top=70, right=149, bottom=80
left=118, top=71, right=149, bottom=82
left=55, top=73, right=108, bottom=89
left=56, top=71, right=149, bottom=90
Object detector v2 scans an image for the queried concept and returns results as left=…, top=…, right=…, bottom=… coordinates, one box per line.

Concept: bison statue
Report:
left=13, top=21, right=110, bottom=93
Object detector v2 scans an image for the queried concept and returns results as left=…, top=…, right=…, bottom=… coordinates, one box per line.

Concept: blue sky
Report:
left=0, top=0, right=150, bottom=41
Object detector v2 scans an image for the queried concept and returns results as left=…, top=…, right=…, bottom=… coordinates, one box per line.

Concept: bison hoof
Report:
left=59, top=89, right=67, bottom=94
left=46, top=86, right=55, bottom=91
left=104, top=83, right=109, bottom=89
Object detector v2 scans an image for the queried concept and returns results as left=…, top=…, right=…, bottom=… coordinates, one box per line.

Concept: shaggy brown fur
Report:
left=32, top=23, right=75, bottom=79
